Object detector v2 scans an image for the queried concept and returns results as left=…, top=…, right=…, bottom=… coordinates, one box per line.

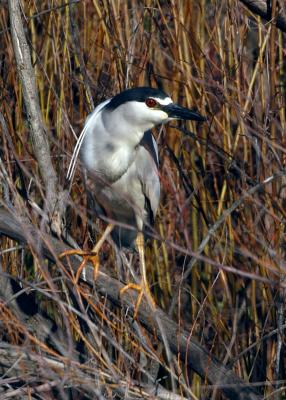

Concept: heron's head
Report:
left=104, top=87, right=206, bottom=133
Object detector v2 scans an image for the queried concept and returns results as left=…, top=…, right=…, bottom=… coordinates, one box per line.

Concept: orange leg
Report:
left=59, top=223, right=114, bottom=283
left=120, top=232, right=156, bottom=316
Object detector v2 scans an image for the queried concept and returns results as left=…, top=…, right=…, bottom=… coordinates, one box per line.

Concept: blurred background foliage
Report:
left=1, top=0, right=286, bottom=398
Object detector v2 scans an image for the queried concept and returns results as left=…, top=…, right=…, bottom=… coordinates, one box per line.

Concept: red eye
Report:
left=145, top=98, right=157, bottom=108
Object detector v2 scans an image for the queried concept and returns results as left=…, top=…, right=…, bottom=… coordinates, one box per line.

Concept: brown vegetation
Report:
left=0, top=0, right=285, bottom=399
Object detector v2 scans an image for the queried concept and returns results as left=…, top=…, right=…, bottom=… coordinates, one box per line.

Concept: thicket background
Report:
left=0, top=0, right=286, bottom=399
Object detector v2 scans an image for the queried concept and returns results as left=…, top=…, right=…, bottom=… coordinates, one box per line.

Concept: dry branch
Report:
left=0, top=342, right=191, bottom=400
left=0, top=207, right=262, bottom=400
left=7, top=0, right=67, bottom=234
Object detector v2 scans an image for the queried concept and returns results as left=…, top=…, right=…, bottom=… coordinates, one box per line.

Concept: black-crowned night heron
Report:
left=67, top=87, right=205, bottom=308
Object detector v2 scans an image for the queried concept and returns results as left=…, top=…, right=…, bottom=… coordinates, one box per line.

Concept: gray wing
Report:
left=137, top=130, right=160, bottom=224
left=140, top=130, right=159, bottom=168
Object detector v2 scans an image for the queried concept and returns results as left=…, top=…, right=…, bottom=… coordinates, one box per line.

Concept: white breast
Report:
left=80, top=113, right=135, bottom=182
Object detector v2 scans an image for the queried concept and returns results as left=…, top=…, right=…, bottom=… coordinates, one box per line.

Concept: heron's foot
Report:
left=59, top=249, right=100, bottom=283
left=120, top=282, right=156, bottom=318
left=59, top=225, right=114, bottom=283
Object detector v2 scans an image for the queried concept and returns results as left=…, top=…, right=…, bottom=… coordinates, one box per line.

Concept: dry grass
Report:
left=0, top=0, right=286, bottom=398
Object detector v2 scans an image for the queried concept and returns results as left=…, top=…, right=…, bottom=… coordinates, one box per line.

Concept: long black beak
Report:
left=162, top=103, right=206, bottom=122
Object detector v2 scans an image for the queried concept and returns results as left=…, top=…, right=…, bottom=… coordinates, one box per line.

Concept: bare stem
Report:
left=8, top=0, right=66, bottom=233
